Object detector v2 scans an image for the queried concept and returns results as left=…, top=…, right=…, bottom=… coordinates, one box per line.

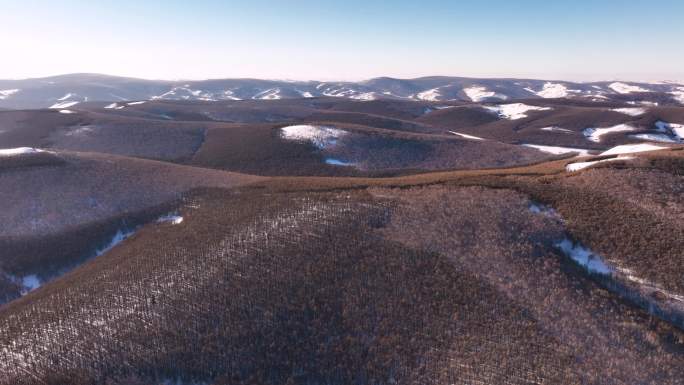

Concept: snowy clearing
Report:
left=280, top=125, right=347, bottom=149
left=671, top=87, right=684, bottom=104
left=463, top=86, right=507, bottom=102
left=58, top=110, right=75, bottom=114
left=655, top=120, right=684, bottom=140
left=522, top=144, right=591, bottom=156
left=600, top=143, right=668, bottom=156
left=0, top=89, right=19, bottom=99
left=566, top=156, right=634, bottom=172
left=448, top=131, right=484, bottom=140
left=20, top=275, right=41, bottom=295
left=556, top=238, right=612, bottom=275
left=583, top=124, right=636, bottom=142
left=611, top=107, right=646, bottom=116
left=49, top=101, right=79, bottom=109
left=484, top=103, right=551, bottom=120
left=540, top=126, right=574, bottom=133
left=608, top=82, right=649, bottom=94
left=0, top=147, right=43, bottom=156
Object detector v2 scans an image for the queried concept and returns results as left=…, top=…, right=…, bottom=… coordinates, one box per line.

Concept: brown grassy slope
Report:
left=1, top=186, right=682, bottom=385
left=0, top=150, right=259, bottom=279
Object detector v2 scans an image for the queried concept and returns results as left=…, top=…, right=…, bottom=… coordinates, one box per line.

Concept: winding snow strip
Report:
left=655, top=121, right=684, bottom=140
left=0, top=89, right=19, bottom=99
left=127, top=101, right=146, bottom=105
left=600, top=143, right=667, bottom=156
left=49, top=101, right=79, bottom=109
left=448, top=131, right=484, bottom=140
left=522, top=144, right=591, bottom=156
left=484, top=103, right=551, bottom=120
left=280, top=125, right=347, bottom=148
left=463, top=86, right=507, bottom=102
left=57, top=93, right=75, bottom=101
left=0, top=147, right=43, bottom=156
left=566, top=156, right=634, bottom=172
left=583, top=124, right=636, bottom=142
left=611, top=107, right=646, bottom=116
left=608, top=82, right=649, bottom=94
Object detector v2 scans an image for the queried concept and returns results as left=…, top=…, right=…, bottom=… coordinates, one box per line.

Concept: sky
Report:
left=1, top=0, right=683, bottom=82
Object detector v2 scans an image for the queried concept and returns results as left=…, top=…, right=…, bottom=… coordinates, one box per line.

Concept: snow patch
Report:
left=484, top=103, right=551, bottom=120
left=655, top=120, right=684, bottom=140
left=534, top=82, right=574, bottom=98
left=611, top=107, right=646, bottom=116
left=58, top=110, right=75, bottom=114
left=416, top=87, right=442, bottom=101
left=0, top=89, right=19, bottom=99
left=463, top=86, right=507, bottom=102
left=280, top=125, right=347, bottom=149
left=157, top=214, right=184, bottom=225
left=556, top=238, right=613, bottom=275
left=522, top=144, right=591, bottom=156
left=540, top=126, right=573, bottom=133
left=0, top=147, right=44, bottom=156
left=566, top=156, right=634, bottom=172
left=127, top=101, right=146, bottom=105
left=448, top=131, right=484, bottom=140
left=583, top=124, right=636, bottom=142
left=254, top=88, right=281, bottom=100
left=629, top=133, right=679, bottom=143
left=325, top=158, right=354, bottom=166
left=350, top=92, right=377, bottom=101
left=49, top=101, right=79, bottom=109
left=608, top=82, right=649, bottom=94
left=600, top=143, right=668, bottom=156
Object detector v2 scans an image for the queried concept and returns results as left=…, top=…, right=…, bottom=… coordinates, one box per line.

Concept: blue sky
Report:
left=1, top=0, right=683, bottom=81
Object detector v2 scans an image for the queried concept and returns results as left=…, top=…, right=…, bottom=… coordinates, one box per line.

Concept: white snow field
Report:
left=49, top=101, right=79, bottom=109
left=582, top=124, right=636, bottom=142
left=600, top=143, right=668, bottom=156
left=280, top=125, right=347, bottom=148
left=672, top=87, right=684, bottom=104
left=565, top=156, right=634, bottom=172
left=611, top=107, right=646, bottom=116
left=0, top=89, right=19, bottom=99
left=59, top=110, right=76, bottom=114
left=655, top=121, right=684, bottom=140
left=484, top=103, right=551, bottom=120
left=0, top=147, right=44, bottom=156
left=463, top=86, right=507, bottom=102
left=254, top=88, right=281, bottom=100
left=522, top=144, right=591, bottom=156
left=350, top=92, right=377, bottom=101
left=608, top=82, right=650, bottom=94
left=447, top=131, right=484, bottom=140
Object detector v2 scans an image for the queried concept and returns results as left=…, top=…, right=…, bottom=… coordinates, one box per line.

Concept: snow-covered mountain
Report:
left=0, top=73, right=682, bottom=109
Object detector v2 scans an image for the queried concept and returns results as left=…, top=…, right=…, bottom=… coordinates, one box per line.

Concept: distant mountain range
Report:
left=0, top=73, right=683, bottom=109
